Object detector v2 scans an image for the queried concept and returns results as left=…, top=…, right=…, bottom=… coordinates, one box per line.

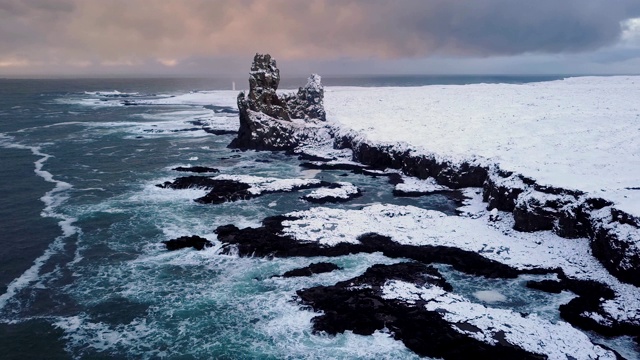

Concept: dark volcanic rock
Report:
left=336, top=132, right=640, bottom=287
left=513, top=190, right=574, bottom=232
left=281, top=262, right=341, bottom=278
left=301, top=192, right=362, bottom=204
left=215, top=218, right=536, bottom=279
left=202, top=128, right=238, bottom=136
left=202, top=105, right=238, bottom=114
left=244, top=53, right=290, bottom=121
left=527, top=274, right=640, bottom=338
left=194, top=180, right=333, bottom=205
left=195, top=180, right=253, bottom=204
left=591, top=218, right=640, bottom=288
left=172, top=166, right=219, bottom=173
left=297, top=263, right=545, bottom=359
left=229, top=53, right=328, bottom=151
left=158, top=176, right=337, bottom=204
left=163, top=235, right=212, bottom=251
left=356, top=233, right=525, bottom=278
left=300, top=161, right=369, bottom=172
left=334, top=134, right=487, bottom=189
left=301, top=183, right=362, bottom=204
left=296, top=152, right=334, bottom=162
left=526, top=279, right=565, bottom=294
left=282, top=74, right=326, bottom=121
left=230, top=54, right=292, bottom=150
left=482, top=171, right=525, bottom=212
left=157, top=176, right=219, bottom=190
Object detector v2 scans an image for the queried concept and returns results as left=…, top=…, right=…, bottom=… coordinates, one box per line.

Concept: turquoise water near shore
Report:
left=1, top=76, right=635, bottom=359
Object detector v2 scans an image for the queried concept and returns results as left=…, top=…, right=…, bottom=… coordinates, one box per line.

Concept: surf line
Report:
left=0, top=134, right=81, bottom=312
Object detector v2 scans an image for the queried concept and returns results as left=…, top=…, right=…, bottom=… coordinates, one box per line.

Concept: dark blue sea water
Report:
left=0, top=76, right=634, bottom=359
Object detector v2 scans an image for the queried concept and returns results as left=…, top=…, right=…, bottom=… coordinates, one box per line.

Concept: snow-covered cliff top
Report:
left=325, top=76, right=640, bottom=216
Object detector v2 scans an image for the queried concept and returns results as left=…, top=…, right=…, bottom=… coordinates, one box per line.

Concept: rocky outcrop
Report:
left=229, top=54, right=329, bottom=151
left=332, top=131, right=640, bottom=288
left=163, top=235, right=212, bottom=251
left=333, top=133, right=487, bottom=188
left=282, top=74, right=326, bottom=121
left=297, top=263, right=615, bottom=359
left=157, top=175, right=341, bottom=204
left=527, top=275, right=640, bottom=338
left=280, top=262, right=340, bottom=278
left=243, top=53, right=290, bottom=121
left=172, top=166, right=219, bottom=173
left=214, top=218, right=543, bottom=279
left=301, top=182, right=362, bottom=204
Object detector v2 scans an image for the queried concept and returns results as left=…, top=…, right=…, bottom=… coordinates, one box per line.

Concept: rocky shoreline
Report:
left=160, top=53, right=639, bottom=358
left=332, top=131, right=640, bottom=287
left=222, top=52, right=640, bottom=288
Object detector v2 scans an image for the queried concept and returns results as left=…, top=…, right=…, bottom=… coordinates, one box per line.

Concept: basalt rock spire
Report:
left=229, top=53, right=327, bottom=150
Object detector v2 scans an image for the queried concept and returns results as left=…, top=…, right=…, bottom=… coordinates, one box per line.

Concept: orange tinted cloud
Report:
left=0, top=0, right=639, bottom=74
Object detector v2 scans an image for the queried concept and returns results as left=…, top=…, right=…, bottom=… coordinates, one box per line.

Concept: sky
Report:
left=1, top=0, right=640, bottom=77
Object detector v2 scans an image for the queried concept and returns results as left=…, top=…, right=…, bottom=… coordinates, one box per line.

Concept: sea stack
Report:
left=229, top=53, right=328, bottom=151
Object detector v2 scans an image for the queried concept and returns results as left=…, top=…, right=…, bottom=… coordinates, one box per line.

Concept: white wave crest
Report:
left=0, top=134, right=80, bottom=312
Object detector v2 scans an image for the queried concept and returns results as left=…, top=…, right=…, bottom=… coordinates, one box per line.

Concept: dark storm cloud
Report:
left=0, top=0, right=639, bottom=74
left=370, top=0, right=640, bottom=56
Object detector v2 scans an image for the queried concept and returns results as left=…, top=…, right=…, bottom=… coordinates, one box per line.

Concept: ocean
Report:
left=1, top=76, right=633, bottom=359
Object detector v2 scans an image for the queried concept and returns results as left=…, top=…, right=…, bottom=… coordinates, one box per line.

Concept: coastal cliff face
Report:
left=229, top=54, right=328, bottom=150
left=333, top=131, right=640, bottom=287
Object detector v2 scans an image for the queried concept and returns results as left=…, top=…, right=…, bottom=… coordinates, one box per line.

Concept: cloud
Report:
left=0, top=0, right=639, bottom=74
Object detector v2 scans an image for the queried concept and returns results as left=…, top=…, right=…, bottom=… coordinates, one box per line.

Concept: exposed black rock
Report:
left=215, top=218, right=542, bottom=279
left=527, top=274, right=640, bottom=338
left=301, top=183, right=362, bottom=204
left=363, top=171, right=403, bottom=185
left=526, top=279, right=564, bottom=294
left=203, top=128, right=238, bottom=136
left=392, top=187, right=454, bottom=197
left=282, top=74, right=326, bottom=121
left=172, top=166, right=219, bottom=173
left=512, top=190, right=575, bottom=232
left=202, top=105, right=239, bottom=114
left=195, top=180, right=253, bottom=204
left=295, top=152, right=334, bottom=162
left=216, top=214, right=640, bottom=339
left=482, top=172, right=526, bottom=212
left=300, top=161, right=369, bottom=172
left=158, top=176, right=339, bottom=204
left=229, top=54, right=327, bottom=151
left=297, top=263, right=545, bottom=360
left=334, top=132, right=640, bottom=287
left=157, top=175, right=219, bottom=190
left=280, top=262, right=341, bottom=278
left=591, top=215, right=640, bottom=287
left=334, top=134, right=487, bottom=189
left=163, top=235, right=212, bottom=251
left=171, top=128, right=201, bottom=133
left=301, top=192, right=362, bottom=204
left=357, top=233, right=528, bottom=278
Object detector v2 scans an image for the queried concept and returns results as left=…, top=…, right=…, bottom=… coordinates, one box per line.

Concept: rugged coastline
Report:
left=332, top=130, right=640, bottom=288
left=224, top=53, right=640, bottom=289
left=159, top=54, right=640, bottom=358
